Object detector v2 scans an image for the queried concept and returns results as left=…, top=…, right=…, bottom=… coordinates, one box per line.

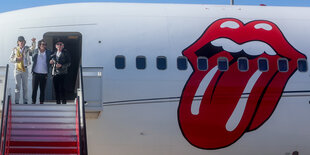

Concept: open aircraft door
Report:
left=43, top=32, right=82, bottom=101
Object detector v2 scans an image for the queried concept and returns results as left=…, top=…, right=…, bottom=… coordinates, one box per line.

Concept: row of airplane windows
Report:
left=115, top=55, right=308, bottom=72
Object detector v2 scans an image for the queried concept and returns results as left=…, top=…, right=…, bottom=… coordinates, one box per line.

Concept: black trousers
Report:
left=53, top=74, right=66, bottom=104
left=32, top=72, right=47, bottom=103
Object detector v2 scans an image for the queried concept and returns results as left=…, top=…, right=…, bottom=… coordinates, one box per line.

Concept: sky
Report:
left=1, top=0, right=310, bottom=13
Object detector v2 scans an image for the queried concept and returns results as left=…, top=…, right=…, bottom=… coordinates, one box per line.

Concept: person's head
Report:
left=38, top=39, right=47, bottom=51
left=17, top=36, right=26, bottom=48
left=55, top=40, right=64, bottom=52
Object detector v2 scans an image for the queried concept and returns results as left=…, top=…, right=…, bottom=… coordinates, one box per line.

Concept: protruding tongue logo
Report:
left=178, top=18, right=306, bottom=149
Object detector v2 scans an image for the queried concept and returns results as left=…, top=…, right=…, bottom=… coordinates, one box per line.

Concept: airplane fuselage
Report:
left=0, top=3, right=310, bottom=155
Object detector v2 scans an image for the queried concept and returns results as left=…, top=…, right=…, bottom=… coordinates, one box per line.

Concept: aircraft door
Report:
left=43, top=32, right=82, bottom=101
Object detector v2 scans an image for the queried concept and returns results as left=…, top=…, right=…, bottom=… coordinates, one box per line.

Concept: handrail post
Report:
left=2, top=64, right=9, bottom=107
left=230, top=0, right=234, bottom=5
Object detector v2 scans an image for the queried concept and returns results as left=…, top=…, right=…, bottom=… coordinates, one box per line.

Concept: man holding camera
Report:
left=50, top=40, right=71, bottom=104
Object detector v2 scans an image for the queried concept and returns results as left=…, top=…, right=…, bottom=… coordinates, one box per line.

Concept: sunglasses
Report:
left=56, top=43, right=63, bottom=46
left=40, top=43, right=46, bottom=46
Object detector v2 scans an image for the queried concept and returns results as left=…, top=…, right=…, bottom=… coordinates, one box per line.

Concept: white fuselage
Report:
left=0, top=3, right=310, bottom=155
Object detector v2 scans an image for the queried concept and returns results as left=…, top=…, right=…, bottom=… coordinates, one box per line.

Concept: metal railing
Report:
left=75, top=97, right=81, bottom=154
left=0, top=64, right=11, bottom=155
left=75, top=65, right=88, bottom=155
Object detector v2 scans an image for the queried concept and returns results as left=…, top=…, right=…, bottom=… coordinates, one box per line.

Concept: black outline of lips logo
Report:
left=178, top=18, right=307, bottom=149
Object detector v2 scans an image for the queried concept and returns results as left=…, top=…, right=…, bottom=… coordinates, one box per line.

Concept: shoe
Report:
left=40, top=102, right=43, bottom=104
left=15, top=102, right=19, bottom=104
left=32, top=102, right=35, bottom=104
left=24, top=102, right=28, bottom=104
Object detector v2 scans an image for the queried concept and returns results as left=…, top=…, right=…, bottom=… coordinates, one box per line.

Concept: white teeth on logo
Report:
left=220, top=21, right=240, bottom=29
left=254, top=23, right=273, bottom=31
left=211, top=38, right=276, bottom=56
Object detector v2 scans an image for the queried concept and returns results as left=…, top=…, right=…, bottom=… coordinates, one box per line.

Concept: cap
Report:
left=18, top=36, right=25, bottom=42
left=55, top=38, right=64, bottom=44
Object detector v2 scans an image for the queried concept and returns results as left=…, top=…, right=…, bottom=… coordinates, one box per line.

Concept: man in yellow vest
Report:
left=9, top=36, right=36, bottom=104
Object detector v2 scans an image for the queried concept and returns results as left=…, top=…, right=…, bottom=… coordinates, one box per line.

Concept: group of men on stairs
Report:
left=9, top=36, right=71, bottom=105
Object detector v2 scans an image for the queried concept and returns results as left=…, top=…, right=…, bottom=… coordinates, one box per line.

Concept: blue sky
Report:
left=1, top=0, right=310, bottom=13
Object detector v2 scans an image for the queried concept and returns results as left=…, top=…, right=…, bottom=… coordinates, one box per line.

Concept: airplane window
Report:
left=238, top=58, right=248, bottom=71
left=297, top=59, right=308, bottom=72
left=157, top=56, right=167, bottom=70
left=197, top=57, right=208, bottom=71
left=278, top=58, right=288, bottom=72
left=218, top=57, right=228, bottom=71
left=258, top=58, right=268, bottom=72
left=115, top=55, right=125, bottom=69
left=177, top=56, right=188, bottom=70
left=136, top=56, right=146, bottom=70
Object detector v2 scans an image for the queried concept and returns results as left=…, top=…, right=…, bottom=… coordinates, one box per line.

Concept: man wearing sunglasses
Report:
left=50, top=40, right=71, bottom=104
left=31, top=39, right=52, bottom=104
left=9, top=36, right=36, bottom=104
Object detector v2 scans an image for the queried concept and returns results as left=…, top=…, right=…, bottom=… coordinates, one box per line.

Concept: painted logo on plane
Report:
left=178, top=18, right=307, bottom=149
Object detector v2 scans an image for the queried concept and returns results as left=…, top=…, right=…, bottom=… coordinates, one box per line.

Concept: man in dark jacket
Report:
left=50, top=40, right=71, bottom=104
left=31, top=39, right=52, bottom=104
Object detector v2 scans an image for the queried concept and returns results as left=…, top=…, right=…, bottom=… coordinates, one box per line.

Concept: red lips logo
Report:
left=178, top=18, right=306, bottom=149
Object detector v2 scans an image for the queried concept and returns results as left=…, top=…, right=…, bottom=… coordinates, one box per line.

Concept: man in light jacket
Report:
left=9, top=36, right=35, bottom=104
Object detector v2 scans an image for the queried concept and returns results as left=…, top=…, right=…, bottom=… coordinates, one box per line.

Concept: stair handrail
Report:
left=0, top=64, right=10, bottom=155
left=76, top=65, right=88, bottom=155
left=75, top=97, right=80, bottom=154
left=4, top=96, right=12, bottom=155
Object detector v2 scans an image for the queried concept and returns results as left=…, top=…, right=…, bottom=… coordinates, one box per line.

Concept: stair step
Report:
left=11, top=129, right=76, bottom=136
left=12, top=104, right=76, bottom=111
left=12, top=111, right=76, bottom=117
left=10, top=153, right=77, bottom=155
left=12, top=117, right=76, bottom=123
left=12, top=123, right=76, bottom=130
left=10, top=141, right=77, bottom=147
left=9, top=146, right=78, bottom=154
left=11, top=136, right=77, bottom=142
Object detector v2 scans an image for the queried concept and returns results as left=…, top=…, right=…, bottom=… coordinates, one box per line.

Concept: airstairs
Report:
left=0, top=65, right=88, bottom=155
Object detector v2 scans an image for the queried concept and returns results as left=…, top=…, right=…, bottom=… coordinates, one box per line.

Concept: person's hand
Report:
left=50, top=60, right=54, bottom=65
left=31, top=38, right=36, bottom=42
left=56, top=64, right=62, bottom=68
left=16, top=56, right=23, bottom=62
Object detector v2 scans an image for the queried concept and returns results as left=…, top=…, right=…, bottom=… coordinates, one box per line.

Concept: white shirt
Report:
left=56, top=51, right=61, bottom=57
left=33, top=50, right=48, bottom=74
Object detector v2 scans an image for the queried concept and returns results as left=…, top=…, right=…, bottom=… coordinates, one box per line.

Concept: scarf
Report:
left=16, top=47, right=25, bottom=72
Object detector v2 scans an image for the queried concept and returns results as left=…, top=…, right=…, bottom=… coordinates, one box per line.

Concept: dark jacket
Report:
left=31, top=49, right=52, bottom=74
left=50, top=50, right=71, bottom=76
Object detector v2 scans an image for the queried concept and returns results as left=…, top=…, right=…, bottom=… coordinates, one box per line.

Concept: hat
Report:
left=18, top=36, right=25, bottom=42
left=55, top=38, right=64, bottom=44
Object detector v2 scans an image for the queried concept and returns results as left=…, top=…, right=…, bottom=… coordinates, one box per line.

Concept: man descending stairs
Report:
left=7, top=103, right=80, bottom=154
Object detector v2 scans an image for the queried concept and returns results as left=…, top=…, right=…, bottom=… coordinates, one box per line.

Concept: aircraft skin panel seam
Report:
left=19, top=23, right=98, bottom=29
left=102, top=90, right=310, bottom=105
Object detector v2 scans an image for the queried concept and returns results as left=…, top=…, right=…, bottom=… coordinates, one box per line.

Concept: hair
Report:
left=38, top=39, right=46, bottom=48
left=17, top=40, right=26, bottom=46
